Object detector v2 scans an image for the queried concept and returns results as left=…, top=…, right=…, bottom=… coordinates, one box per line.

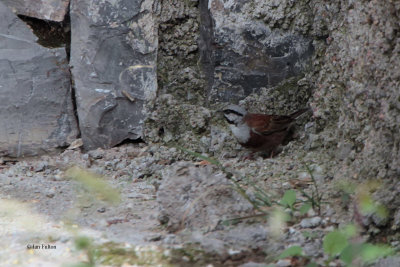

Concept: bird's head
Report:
left=222, top=104, right=247, bottom=125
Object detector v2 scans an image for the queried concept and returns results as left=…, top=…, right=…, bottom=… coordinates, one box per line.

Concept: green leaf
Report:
left=75, top=236, right=92, bottom=250
left=359, top=194, right=375, bottom=214
left=376, top=204, right=388, bottom=219
left=278, top=246, right=303, bottom=259
left=323, top=231, right=348, bottom=256
left=305, top=263, right=318, bottom=267
left=299, top=203, right=312, bottom=215
left=341, top=224, right=358, bottom=239
left=281, top=190, right=296, bottom=208
left=360, top=244, right=393, bottom=263
left=340, top=244, right=361, bottom=265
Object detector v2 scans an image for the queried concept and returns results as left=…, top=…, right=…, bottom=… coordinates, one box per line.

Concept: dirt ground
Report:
left=0, top=144, right=165, bottom=266
left=0, top=142, right=397, bottom=267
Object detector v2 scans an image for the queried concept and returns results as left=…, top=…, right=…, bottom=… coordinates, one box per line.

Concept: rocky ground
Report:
left=0, top=140, right=398, bottom=266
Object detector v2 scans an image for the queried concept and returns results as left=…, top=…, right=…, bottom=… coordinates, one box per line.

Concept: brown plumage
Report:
left=223, top=105, right=310, bottom=157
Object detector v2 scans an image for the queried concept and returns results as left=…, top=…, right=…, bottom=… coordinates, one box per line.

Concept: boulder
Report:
left=0, top=2, right=78, bottom=157
left=157, top=162, right=254, bottom=232
left=1, top=0, right=70, bottom=22
left=70, top=0, right=158, bottom=150
left=200, top=0, right=313, bottom=103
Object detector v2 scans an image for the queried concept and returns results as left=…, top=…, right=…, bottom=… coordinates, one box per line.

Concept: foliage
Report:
left=323, top=231, right=349, bottom=256
left=280, top=190, right=296, bottom=209
left=65, top=166, right=121, bottom=204
left=176, top=146, right=395, bottom=266
left=322, top=224, right=394, bottom=266
left=278, top=246, right=303, bottom=259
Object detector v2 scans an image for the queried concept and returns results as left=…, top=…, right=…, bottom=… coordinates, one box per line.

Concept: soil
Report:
left=0, top=141, right=397, bottom=266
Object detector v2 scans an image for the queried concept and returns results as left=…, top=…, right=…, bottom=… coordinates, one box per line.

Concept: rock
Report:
left=200, top=0, right=313, bottom=103
left=336, top=142, right=353, bottom=160
left=0, top=2, right=78, bottom=157
left=67, top=139, right=83, bottom=150
left=373, top=257, right=400, bottom=267
left=46, top=188, right=56, bottom=198
left=97, top=207, right=106, bottom=213
left=157, top=162, right=254, bottom=232
left=275, top=259, right=292, bottom=267
left=392, top=209, right=400, bottom=230
left=34, top=161, right=48, bottom=172
left=88, top=148, right=105, bottom=160
left=70, top=0, right=158, bottom=150
left=1, top=0, right=70, bottom=22
left=239, top=262, right=269, bottom=267
left=300, top=217, right=322, bottom=228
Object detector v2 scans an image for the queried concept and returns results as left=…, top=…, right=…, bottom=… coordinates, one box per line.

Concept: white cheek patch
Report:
left=230, top=124, right=250, bottom=143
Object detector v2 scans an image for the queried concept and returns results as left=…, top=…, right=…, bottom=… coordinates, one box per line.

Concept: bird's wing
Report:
left=244, top=113, right=294, bottom=136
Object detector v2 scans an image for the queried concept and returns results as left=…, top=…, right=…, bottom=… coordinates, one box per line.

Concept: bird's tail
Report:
left=289, top=107, right=312, bottom=119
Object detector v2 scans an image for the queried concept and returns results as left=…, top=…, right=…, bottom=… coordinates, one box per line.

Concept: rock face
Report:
left=70, top=0, right=158, bottom=150
left=309, top=0, right=400, bottom=182
left=157, top=162, right=254, bottom=232
left=201, top=0, right=313, bottom=103
left=0, top=2, right=78, bottom=157
left=1, top=0, right=70, bottom=22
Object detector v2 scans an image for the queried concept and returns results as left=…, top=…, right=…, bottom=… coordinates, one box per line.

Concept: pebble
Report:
left=6, top=169, right=15, bottom=177
left=275, top=259, right=291, bottom=267
left=300, top=217, right=322, bottom=228
left=34, top=161, right=48, bottom=172
left=46, top=188, right=56, bottom=198
left=88, top=149, right=104, bottom=159
left=97, top=207, right=106, bottom=213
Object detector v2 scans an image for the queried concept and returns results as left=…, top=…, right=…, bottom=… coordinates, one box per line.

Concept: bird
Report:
left=223, top=104, right=311, bottom=157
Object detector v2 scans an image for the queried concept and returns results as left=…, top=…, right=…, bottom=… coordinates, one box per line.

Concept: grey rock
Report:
left=275, top=259, right=291, bottom=267
left=34, top=161, right=48, bottom=172
left=157, top=162, right=254, bottom=232
left=300, top=217, right=322, bottom=228
left=46, top=188, right=56, bottom=198
left=200, top=1, right=313, bottom=103
left=239, top=262, right=269, bottom=267
left=373, top=257, right=400, bottom=267
left=0, top=3, right=78, bottom=157
left=1, top=0, right=70, bottom=21
left=97, top=207, right=106, bottom=213
left=88, top=148, right=105, bottom=160
left=393, top=209, right=400, bottom=230
left=336, top=142, right=353, bottom=160
left=70, top=0, right=158, bottom=150
left=304, top=134, right=321, bottom=151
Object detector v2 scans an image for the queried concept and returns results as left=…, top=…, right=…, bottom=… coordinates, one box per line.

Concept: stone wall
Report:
left=0, top=0, right=399, bottom=190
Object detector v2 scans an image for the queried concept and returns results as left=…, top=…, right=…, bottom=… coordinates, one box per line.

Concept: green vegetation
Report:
left=178, top=146, right=397, bottom=266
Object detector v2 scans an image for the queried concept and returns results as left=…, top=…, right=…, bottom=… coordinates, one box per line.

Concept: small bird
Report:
left=223, top=105, right=311, bottom=157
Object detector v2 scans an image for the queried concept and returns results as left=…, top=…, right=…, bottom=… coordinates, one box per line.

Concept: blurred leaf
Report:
left=340, top=244, right=361, bottom=265
left=68, top=263, right=93, bottom=267
left=360, top=244, right=393, bottom=263
left=305, top=263, right=318, bottom=267
left=299, top=203, right=312, bottom=215
left=278, top=246, right=303, bottom=259
left=376, top=204, right=388, bottom=219
left=359, top=193, right=375, bottom=214
left=75, top=236, right=92, bottom=250
left=323, top=231, right=348, bottom=256
left=341, top=224, right=358, bottom=239
left=281, top=190, right=296, bottom=208
left=269, top=208, right=289, bottom=237
left=66, top=167, right=120, bottom=204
